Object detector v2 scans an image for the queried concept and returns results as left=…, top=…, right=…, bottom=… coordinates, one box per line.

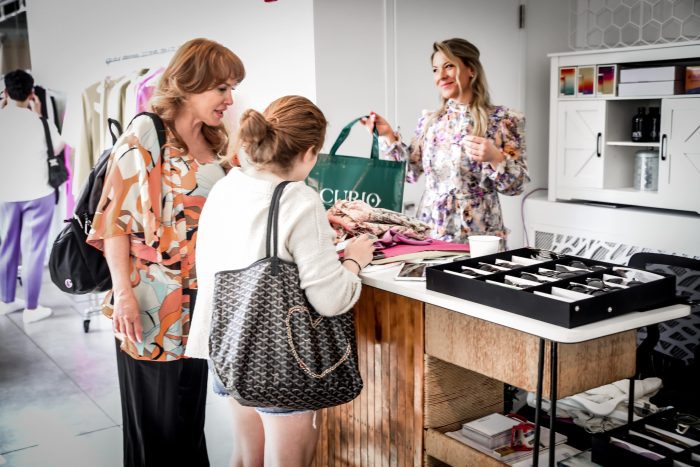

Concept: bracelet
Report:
left=341, top=258, right=363, bottom=271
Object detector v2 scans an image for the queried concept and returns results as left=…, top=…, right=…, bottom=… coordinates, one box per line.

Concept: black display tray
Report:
left=591, top=409, right=700, bottom=466
left=425, top=247, right=676, bottom=328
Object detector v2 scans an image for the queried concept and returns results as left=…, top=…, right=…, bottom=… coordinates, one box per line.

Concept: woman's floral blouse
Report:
left=87, top=116, right=224, bottom=361
left=381, top=99, right=529, bottom=243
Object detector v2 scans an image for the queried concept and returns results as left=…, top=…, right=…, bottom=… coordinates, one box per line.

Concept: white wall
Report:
left=26, top=0, right=572, bottom=247
left=26, top=0, right=317, bottom=146
left=313, top=0, right=388, bottom=153
left=523, top=0, right=572, bottom=192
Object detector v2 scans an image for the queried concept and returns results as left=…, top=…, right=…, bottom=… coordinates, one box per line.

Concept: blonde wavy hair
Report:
left=150, top=38, right=245, bottom=156
left=233, top=95, right=327, bottom=171
left=410, top=38, right=492, bottom=162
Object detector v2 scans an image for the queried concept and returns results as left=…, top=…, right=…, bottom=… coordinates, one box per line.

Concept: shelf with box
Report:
left=549, top=41, right=700, bottom=214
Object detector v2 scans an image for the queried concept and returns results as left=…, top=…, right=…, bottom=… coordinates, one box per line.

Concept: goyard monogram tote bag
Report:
left=209, top=181, right=363, bottom=410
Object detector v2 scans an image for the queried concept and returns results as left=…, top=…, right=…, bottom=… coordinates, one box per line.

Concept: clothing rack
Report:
left=105, top=46, right=176, bottom=65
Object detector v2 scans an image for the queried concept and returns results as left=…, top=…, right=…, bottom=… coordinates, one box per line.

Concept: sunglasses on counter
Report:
left=478, top=263, right=509, bottom=273
left=538, top=269, right=579, bottom=280
left=567, top=283, right=614, bottom=296
left=519, top=272, right=554, bottom=283
left=493, top=260, right=521, bottom=269
left=529, top=249, right=563, bottom=261
left=604, top=276, right=644, bottom=287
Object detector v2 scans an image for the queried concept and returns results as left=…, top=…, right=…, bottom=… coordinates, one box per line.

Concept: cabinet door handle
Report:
left=596, top=132, right=602, bottom=157
left=660, top=134, right=668, bottom=161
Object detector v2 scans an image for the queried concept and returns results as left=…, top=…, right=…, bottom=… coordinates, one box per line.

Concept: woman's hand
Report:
left=343, top=234, right=376, bottom=273
left=104, top=236, right=142, bottom=345
left=464, top=135, right=505, bottom=168
left=360, top=112, right=397, bottom=143
left=112, top=289, right=143, bottom=344
left=28, top=94, right=42, bottom=116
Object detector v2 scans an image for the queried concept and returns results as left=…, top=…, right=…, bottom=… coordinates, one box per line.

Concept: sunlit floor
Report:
left=0, top=269, right=233, bottom=467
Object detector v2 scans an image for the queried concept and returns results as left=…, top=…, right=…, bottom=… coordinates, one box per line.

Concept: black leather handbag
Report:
left=209, top=181, right=363, bottom=410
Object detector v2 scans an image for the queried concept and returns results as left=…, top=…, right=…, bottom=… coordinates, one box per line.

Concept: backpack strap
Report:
left=129, top=111, right=167, bottom=151
left=40, top=117, right=60, bottom=204
left=107, top=118, right=123, bottom=145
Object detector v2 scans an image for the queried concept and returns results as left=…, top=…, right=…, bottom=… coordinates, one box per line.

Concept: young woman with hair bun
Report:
left=187, top=95, right=375, bottom=467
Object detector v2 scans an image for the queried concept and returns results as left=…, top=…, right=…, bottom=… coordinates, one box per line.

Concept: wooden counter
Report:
left=311, top=266, right=690, bottom=467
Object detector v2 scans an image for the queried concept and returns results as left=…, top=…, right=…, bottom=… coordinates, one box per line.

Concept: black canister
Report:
left=631, top=107, right=646, bottom=142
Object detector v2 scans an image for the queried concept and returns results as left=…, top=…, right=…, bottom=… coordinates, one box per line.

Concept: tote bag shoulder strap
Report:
left=265, top=181, right=292, bottom=273
left=40, top=117, right=54, bottom=161
left=329, top=116, right=379, bottom=160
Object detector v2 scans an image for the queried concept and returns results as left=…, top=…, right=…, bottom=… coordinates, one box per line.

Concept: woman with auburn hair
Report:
left=363, top=38, right=529, bottom=244
left=86, top=38, right=245, bottom=466
left=186, top=95, right=375, bottom=467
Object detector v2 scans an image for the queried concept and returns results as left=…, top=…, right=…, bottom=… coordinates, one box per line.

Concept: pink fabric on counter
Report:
left=376, top=239, right=470, bottom=259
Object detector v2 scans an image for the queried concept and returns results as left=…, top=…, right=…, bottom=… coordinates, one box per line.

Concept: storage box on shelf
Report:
left=426, top=248, right=676, bottom=328
left=548, top=41, right=700, bottom=214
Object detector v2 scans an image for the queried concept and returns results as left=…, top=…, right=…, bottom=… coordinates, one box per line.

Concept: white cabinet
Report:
left=659, top=98, right=700, bottom=213
left=557, top=100, right=605, bottom=189
left=548, top=41, right=700, bottom=214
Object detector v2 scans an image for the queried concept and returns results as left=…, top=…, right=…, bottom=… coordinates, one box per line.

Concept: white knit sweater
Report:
left=185, top=166, right=362, bottom=360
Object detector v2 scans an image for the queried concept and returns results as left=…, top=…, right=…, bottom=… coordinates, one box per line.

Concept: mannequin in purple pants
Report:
left=0, top=69, right=64, bottom=323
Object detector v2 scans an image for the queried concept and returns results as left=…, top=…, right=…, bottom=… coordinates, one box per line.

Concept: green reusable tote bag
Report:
left=306, top=116, right=406, bottom=212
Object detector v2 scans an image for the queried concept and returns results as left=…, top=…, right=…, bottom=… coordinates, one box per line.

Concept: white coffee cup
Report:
left=468, top=235, right=502, bottom=257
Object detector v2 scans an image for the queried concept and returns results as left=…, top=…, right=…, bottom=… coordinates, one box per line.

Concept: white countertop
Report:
left=359, top=263, right=690, bottom=344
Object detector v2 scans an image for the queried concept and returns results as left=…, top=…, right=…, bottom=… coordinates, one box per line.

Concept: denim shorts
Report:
left=208, top=362, right=310, bottom=416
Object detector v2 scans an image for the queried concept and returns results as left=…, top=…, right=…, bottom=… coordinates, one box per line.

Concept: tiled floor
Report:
left=0, top=270, right=233, bottom=467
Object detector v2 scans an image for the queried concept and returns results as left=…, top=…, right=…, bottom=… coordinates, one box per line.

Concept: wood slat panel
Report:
left=423, top=355, right=503, bottom=431
left=312, top=286, right=424, bottom=466
left=424, top=304, right=636, bottom=398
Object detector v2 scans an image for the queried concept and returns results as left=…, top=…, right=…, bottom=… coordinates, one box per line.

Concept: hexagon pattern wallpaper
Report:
left=570, top=0, right=700, bottom=49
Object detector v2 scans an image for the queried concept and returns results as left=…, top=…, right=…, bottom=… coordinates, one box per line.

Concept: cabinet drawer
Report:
left=424, top=304, right=636, bottom=398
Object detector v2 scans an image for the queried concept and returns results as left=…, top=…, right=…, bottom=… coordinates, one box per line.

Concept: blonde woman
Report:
left=363, top=38, right=530, bottom=243
left=87, top=38, right=245, bottom=466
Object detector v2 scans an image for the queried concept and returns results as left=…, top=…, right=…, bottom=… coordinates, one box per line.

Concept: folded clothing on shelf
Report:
left=525, top=377, right=663, bottom=433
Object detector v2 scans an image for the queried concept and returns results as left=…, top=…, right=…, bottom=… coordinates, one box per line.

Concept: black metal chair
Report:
left=629, top=252, right=700, bottom=415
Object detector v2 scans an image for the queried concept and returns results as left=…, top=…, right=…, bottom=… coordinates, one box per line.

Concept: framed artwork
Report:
left=559, top=67, right=576, bottom=96
left=577, top=66, right=595, bottom=96
left=596, top=64, right=617, bottom=96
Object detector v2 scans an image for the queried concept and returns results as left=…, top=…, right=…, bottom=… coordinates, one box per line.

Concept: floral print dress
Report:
left=87, top=115, right=224, bottom=361
left=381, top=99, right=529, bottom=243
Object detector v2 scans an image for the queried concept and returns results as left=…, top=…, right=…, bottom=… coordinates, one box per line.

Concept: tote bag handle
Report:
left=265, top=181, right=292, bottom=274
left=328, top=116, right=380, bottom=160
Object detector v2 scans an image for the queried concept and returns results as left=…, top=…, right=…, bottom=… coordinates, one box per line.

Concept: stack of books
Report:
left=460, top=413, right=521, bottom=449
left=446, top=413, right=572, bottom=465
